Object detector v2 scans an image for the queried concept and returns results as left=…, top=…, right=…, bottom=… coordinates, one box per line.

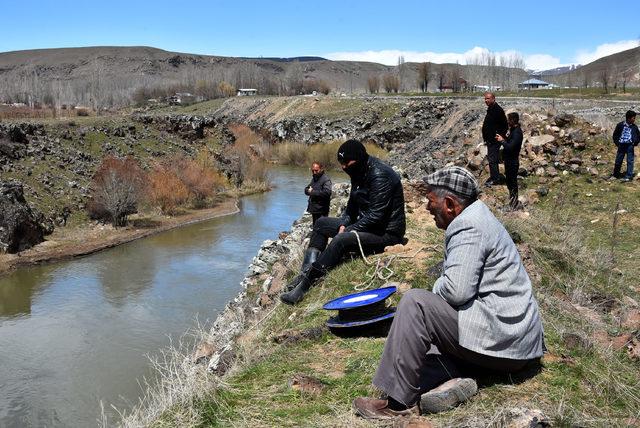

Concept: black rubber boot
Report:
left=280, top=273, right=313, bottom=305
left=301, top=248, right=320, bottom=271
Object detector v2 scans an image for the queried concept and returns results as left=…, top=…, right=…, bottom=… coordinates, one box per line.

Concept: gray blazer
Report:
left=432, top=200, right=544, bottom=360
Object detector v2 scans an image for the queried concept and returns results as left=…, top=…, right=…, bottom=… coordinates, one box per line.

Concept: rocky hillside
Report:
left=0, top=95, right=632, bottom=245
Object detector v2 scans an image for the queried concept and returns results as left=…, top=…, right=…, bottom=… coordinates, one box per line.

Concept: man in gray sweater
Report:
left=354, top=166, right=544, bottom=420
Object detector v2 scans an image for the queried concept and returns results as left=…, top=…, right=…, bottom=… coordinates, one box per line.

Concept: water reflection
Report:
left=0, top=266, right=52, bottom=318
left=0, top=166, right=317, bottom=428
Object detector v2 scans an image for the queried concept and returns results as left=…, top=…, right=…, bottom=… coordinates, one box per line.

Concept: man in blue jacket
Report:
left=281, top=139, right=406, bottom=305
left=611, top=110, right=640, bottom=182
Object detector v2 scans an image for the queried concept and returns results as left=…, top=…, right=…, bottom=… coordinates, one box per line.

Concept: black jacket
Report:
left=612, top=121, right=640, bottom=146
left=482, top=102, right=508, bottom=144
left=340, top=156, right=406, bottom=237
left=502, top=125, right=523, bottom=160
left=305, top=172, right=332, bottom=214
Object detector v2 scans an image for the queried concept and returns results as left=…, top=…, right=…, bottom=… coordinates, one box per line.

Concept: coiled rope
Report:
left=350, top=231, right=429, bottom=291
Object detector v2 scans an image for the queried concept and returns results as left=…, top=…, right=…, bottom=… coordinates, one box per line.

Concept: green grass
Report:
left=158, top=163, right=640, bottom=426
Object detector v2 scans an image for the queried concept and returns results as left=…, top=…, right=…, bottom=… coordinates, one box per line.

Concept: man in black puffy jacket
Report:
left=281, top=139, right=406, bottom=305
left=305, top=162, right=332, bottom=225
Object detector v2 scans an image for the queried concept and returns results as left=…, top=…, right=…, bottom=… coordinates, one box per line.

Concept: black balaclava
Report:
left=337, top=139, right=369, bottom=180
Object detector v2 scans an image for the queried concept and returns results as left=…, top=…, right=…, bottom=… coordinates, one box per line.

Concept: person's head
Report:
left=311, top=162, right=324, bottom=177
left=421, top=166, right=479, bottom=230
left=507, top=112, right=520, bottom=127
left=337, top=139, right=369, bottom=179
left=484, top=92, right=496, bottom=107
left=626, top=110, right=636, bottom=124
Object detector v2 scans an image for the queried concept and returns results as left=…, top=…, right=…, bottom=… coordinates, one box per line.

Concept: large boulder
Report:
left=0, top=181, right=45, bottom=253
left=525, top=135, right=556, bottom=155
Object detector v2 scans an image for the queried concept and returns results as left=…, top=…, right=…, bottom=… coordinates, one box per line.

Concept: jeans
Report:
left=308, top=217, right=402, bottom=277
left=613, top=143, right=635, bottom=179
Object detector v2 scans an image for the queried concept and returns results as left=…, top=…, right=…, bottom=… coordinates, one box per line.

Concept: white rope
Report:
left=349, top=231, right=429, bottom=291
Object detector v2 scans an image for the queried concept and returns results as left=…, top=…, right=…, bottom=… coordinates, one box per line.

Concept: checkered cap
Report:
left=422, top=166, right=479, bottom=198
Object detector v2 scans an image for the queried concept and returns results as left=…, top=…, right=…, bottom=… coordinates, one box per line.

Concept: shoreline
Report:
left=0, top=198, right=240, bottom=277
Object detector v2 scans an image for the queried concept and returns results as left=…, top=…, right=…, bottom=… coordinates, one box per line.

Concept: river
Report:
left=0, top=166, right=322, bottom=427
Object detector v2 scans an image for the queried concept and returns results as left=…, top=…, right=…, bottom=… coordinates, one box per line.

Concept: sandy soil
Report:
left=0, top=199, right=239, bottom=276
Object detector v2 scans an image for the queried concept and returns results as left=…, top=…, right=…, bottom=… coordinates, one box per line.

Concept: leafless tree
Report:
left=417, top=62, right=430, bottom=92
left=367, top=75, right=380, bottom=93
left=599, top=68, right=610, bottom=93
left=383, top=73, right=399, bottom=93
left=88, top=156, right=145, bottom=227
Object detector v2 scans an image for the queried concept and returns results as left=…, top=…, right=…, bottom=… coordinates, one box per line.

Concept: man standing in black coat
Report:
left=281, top=139, right=406, bottom=305
left=482, top=92, right=508, bottom=186
left=305, top=162, right=332, bottom=225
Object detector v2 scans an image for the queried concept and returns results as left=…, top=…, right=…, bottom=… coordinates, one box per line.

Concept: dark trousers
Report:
left=373, top=289, right=534, bottom=406
left=613, top=143, right=635, bottom=179
left=308, top=217, right=402, bottom=278
left=486, top=142, right=502, bottom=182
left=504, top=158, right=519, bottom=208
left=311, top=212, right=328, bottom=226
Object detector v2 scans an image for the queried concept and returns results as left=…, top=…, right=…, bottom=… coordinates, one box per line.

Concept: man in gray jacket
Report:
left=354, top=166, right=544, bottom=420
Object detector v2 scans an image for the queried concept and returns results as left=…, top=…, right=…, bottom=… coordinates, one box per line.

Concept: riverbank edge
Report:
left=0, top=199, right=240, bottom=277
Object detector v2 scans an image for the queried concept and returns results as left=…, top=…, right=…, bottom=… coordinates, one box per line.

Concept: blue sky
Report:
left=2, top=0, right=637, bottom=70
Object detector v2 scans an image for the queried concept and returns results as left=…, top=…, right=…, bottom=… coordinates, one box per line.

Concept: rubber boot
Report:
left=301, top=248, right=320, bottom=271
left=280, top=272, right=312, bottom=305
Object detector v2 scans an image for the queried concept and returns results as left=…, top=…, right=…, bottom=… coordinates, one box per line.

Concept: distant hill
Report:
left=529, top=65, right=581, bottom=77
left=13, top=45, right=635, bottom=109
left=544, top=46, right=640, bottom=88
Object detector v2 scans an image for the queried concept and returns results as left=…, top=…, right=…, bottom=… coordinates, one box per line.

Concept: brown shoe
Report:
left=353, top=397, right=419, bottom=420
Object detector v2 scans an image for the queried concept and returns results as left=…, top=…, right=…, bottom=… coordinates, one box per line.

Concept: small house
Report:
left=518, top=79, right=550, bottom=90
left=168, top=93, right=196, bottom=105
left=237, top=88, right=257, bottom=96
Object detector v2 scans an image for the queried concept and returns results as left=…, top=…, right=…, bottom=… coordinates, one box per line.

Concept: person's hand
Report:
left=338, top=225, right=346, bottom=234
left=495, top=133, right=504, bottom=142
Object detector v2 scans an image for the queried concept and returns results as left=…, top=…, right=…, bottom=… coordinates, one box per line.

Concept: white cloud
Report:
left=325, top=46, right=565, bottom=71
left=523, top=54, right=564, bottom=71
left=573, top=39, right=639, bottom=65
left=325, top=39, right=639, bottom=72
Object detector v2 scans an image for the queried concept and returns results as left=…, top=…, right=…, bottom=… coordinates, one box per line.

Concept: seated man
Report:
left=281, top=139, right=406, bottom=305
left=353, top=166, right=544, bottom=419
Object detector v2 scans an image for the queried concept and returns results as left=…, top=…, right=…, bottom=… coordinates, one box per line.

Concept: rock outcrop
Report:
left=0, top=181, right=46, bottom=253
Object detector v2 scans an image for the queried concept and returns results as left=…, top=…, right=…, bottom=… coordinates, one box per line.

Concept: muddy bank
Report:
left=0, top=198, right=239, bottom=276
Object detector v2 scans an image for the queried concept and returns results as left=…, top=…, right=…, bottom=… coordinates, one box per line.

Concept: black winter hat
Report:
left=337, top=139, right=368, bottom=164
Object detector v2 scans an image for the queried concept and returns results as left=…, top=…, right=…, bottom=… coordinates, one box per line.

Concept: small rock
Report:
left=288, top=373, right=325, bottom=395
left=562, top=332, right=593, bottom=352
left=502, top=407, right=550, bottom=428
left=193, top=342, right=216, bottom=364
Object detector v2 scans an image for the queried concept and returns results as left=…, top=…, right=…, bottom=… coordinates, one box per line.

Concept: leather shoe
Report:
left=353, top=397, right=419, bottom=420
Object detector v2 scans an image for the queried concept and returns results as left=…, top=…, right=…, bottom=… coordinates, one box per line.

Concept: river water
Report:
left=0, top=166, right=320, bottom=427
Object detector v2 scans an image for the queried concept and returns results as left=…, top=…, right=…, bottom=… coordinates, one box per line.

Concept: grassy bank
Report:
left=127, top=164, right=639, bottom=427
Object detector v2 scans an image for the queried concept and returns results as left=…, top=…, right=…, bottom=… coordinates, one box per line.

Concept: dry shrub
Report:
left=272, top=142, right=308, bottom=166
left=173, top=156, right=227, bottom=208
left=148, top=162, right=189, bottom=215
left=88, top=156, right=146, bottom=226
left=218, top=81, right=236, bottom=98
left=228, top=123, right=270, bottom=155
left=383, top=73, right=400, bottom=93
left=75, top=108, right=90, bottom=116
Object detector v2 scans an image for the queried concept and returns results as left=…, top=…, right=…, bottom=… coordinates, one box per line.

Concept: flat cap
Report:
left=422, top=166, right=479, bottom=198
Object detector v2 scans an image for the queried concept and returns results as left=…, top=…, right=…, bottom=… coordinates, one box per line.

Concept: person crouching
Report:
left=280, top=139, right=406, bottom=305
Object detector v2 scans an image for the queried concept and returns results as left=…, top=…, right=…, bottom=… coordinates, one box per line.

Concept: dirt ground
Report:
left=0, top=199, right=239, bottom=276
